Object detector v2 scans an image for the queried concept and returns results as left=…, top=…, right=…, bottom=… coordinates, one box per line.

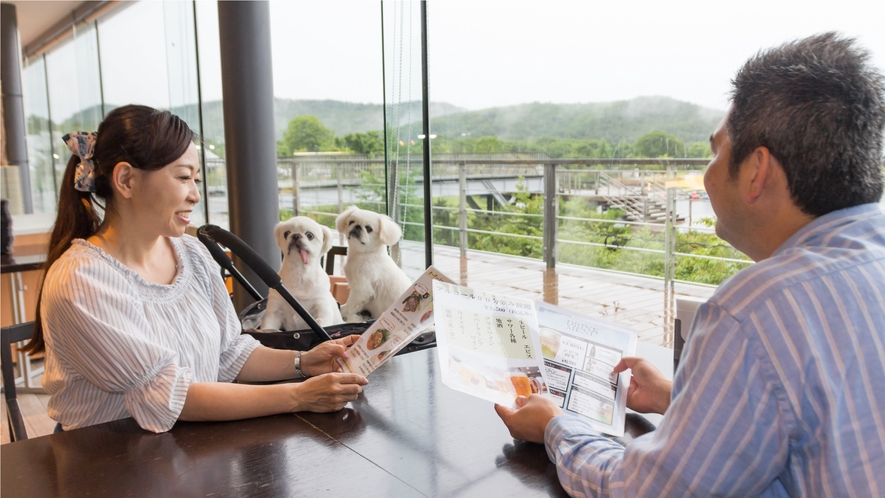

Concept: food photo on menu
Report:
left=338, top=267, right=454, bottom=376
left=432, top=281, right=636, bottom=437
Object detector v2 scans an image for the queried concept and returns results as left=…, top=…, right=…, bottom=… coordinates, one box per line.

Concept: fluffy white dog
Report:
left=260, top=216, right=343, bottom=331
left=336, top=206, right=412, bottom=322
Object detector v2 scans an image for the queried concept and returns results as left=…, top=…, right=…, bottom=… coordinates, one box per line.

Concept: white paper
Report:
left=433, top=281, right=636, bottom=437
left=432, top=281, right=549, bottom=407
left=338, top=266, right=454, bottom=376
left=535, top=302, right=636, bottom=437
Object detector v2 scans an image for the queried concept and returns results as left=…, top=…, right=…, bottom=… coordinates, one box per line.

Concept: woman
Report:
left=24, top=105, right=367, bottom=433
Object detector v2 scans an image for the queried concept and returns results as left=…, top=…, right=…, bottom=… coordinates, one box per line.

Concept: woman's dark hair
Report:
left=24, top=105, right=194, bottom=354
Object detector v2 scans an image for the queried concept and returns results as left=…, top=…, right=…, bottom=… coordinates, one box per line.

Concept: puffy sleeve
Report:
left=41, top=257, right=192, bottom=433
left=187, top=236, right=260, bottom=382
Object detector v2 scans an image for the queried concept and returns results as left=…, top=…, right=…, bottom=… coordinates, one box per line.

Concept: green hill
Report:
left=66, top=96, right=723, bottom=146
left=430, top=96, right=724, bottom=144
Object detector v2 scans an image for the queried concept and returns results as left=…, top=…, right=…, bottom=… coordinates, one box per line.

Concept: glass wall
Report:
left=195, top=0, right=228, bottom=228
left=17, top=0, right=885, bottom=342
left=267, top=0, right=389, bottom=271
left=20, top=0, right=217, bottom=224
left=21, top=57, right=55, bottom=214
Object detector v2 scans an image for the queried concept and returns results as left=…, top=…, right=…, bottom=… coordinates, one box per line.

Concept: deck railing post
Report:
left=459, top=162, right=468, bottom=284
left=292, top=161, right=300, bottom=216
left=543, top=163, right=558, bottom=269
left=336, top=162, right=343, bottom=214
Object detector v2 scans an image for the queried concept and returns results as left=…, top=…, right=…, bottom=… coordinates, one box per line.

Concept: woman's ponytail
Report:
left=23, top=155, right=103, bottom=354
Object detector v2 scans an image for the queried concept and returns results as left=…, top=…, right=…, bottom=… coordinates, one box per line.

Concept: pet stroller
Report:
left=196, top=224, right=436, bottom=354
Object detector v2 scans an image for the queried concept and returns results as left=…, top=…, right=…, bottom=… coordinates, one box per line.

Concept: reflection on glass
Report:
left=45, top=41, right=80, bottom=189
left=22, top=57, right=56, bottom=214
left=195, top=0, right=228, bottom=229
left=163, top=0, right=205, bottom=226
left=266, top=0, right=387, bottom=271
left=98, top=0, right=169, bottom=113
left=382, top=0, right=425, bottom=273
left=73, top=21, right=103, bottom=132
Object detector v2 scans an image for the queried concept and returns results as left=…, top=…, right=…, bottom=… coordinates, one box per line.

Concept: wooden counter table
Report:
left=1, top=348, right=656, bottom=497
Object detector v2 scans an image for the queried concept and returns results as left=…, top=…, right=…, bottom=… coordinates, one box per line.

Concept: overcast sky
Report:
left=255, top=0, right=885, bottom=112
left=43, top=0, right=885, bottom=122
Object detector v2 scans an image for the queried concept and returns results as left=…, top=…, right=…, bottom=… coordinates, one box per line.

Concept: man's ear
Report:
left=111, top=162, right=138, bottom=199
left=745, top=146, right=775, bottom=204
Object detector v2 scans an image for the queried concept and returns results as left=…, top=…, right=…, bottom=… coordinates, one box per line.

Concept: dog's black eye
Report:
left=306, top=231, right=314, bottom=240
left=349, top=220, right=355, bottom=225
left=365, top=226, right=373, bottom=233
left=283, top=231, right=291, bottom=239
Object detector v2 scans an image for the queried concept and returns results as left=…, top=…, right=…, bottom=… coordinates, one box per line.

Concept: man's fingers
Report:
left=494, top=403, right=515, bottom=422
left=515, top=396, right=530, bottom=408
left=613, top=356, right=643, bottom=374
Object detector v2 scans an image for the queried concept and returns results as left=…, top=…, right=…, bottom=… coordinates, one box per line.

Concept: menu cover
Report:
left=432, top=281, right=637, bottom=437
left=338, top=266, right=454, bottom=376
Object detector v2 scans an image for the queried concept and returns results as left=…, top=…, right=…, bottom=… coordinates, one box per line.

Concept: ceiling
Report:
left=4, top=1, right=91, bottom=50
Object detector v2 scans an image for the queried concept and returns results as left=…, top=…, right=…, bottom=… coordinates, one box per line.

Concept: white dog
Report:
left=260, top=216, right=343, bottom=331
left=336, top=206, right=412, bottom=322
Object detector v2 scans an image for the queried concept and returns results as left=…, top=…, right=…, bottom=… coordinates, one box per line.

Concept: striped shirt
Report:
left=545, top=203, right=885, bottom=497
left=41, top=235, right=259, bottom=433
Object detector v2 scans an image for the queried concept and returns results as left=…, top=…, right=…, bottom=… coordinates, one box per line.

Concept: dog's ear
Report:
left=336, top=205, right=358, bottom=234
left=319, top=225, right=333, bottom=255
left=377, top=214, right=403, bottom=246
left=273, top=221, right=290, bottom=250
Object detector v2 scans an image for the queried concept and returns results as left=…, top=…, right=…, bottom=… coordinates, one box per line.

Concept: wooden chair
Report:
left=2, top=322, right=33, bottom=441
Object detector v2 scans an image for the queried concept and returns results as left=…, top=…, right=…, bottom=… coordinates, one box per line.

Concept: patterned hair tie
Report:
left=62, top=132, right=98, bottom=193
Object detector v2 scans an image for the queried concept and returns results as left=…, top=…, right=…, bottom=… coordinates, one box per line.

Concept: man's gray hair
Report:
left=727, top=32, right=885, bottom=216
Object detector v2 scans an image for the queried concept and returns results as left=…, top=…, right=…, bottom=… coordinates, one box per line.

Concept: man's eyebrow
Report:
left=709, top=134, right=714, bottom=144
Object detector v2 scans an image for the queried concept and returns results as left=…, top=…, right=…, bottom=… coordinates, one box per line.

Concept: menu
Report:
left=338, top=266, right=454, bottom=376
left=432, top=281, right=637, bottom=437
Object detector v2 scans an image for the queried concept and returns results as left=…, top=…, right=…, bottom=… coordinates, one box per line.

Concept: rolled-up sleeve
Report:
left=42, top=259, right=193, bottom=433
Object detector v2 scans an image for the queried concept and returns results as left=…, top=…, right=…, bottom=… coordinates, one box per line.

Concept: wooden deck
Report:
left=398, top=242, right=716, bottom=346
left=3, top=243, right=718, bottom=443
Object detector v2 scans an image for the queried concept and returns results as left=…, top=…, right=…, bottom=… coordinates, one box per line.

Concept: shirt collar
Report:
left=772, top=203, right=882, bottom=257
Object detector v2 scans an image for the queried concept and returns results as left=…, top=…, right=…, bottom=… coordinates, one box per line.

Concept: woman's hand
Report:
left=292, top=373, right=368, bottom=412
left=300, top=335, right=361, bottom=376
left=612, top=357, right=673, bottom=415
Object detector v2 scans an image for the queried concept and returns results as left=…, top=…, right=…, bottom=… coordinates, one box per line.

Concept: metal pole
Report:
left=337, top=162, right=343, bottom=214
left=379, top=1, right=390, bottom=216
left=191, top=0, right=210, bottom=223
left=459, top=161, right=467, bottom=285
left=217, top=0, right=279, bottom=311
left=1, top=4, right=33, bottom=213
left=543, top=163, right=558, bottom=269
left=419, top=0, right=433, bottom=268
left=292, top=162, right=300, bottom=216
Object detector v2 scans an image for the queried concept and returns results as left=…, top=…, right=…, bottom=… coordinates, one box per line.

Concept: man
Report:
left=496, top=32, right=885, bottom=497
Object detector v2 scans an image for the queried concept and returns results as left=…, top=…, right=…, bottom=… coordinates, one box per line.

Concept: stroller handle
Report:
left=197, top=225, right=333, bottom=343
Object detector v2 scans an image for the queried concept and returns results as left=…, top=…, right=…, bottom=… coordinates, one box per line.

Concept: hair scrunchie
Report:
left=62, top=132, right=98, bottom=193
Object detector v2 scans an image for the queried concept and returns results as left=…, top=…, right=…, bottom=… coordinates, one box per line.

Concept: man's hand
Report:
left=613, top=357, right=672, bottom=415
left=495, top=395, right=563, bottom=444
left=301, top=335, right=360, bottom=376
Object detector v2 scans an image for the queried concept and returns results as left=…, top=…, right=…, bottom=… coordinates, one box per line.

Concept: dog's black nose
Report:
left=292, top=233, right=302, bottom=239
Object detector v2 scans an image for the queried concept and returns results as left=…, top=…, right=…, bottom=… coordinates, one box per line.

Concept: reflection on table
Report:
left=1, top=347, right=658, bottom=497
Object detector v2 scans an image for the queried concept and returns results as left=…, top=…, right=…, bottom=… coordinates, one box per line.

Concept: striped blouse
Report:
left=40, top=235, right=259, bottom=433
left=544, top=203, right=885, bottom=497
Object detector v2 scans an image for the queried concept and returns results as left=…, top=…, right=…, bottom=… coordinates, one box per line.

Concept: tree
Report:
left=634, top=130, right=686, bottom=158
left=280, top=115, right=335, bottom=154
left=342, top=130, right=384, bottom=156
